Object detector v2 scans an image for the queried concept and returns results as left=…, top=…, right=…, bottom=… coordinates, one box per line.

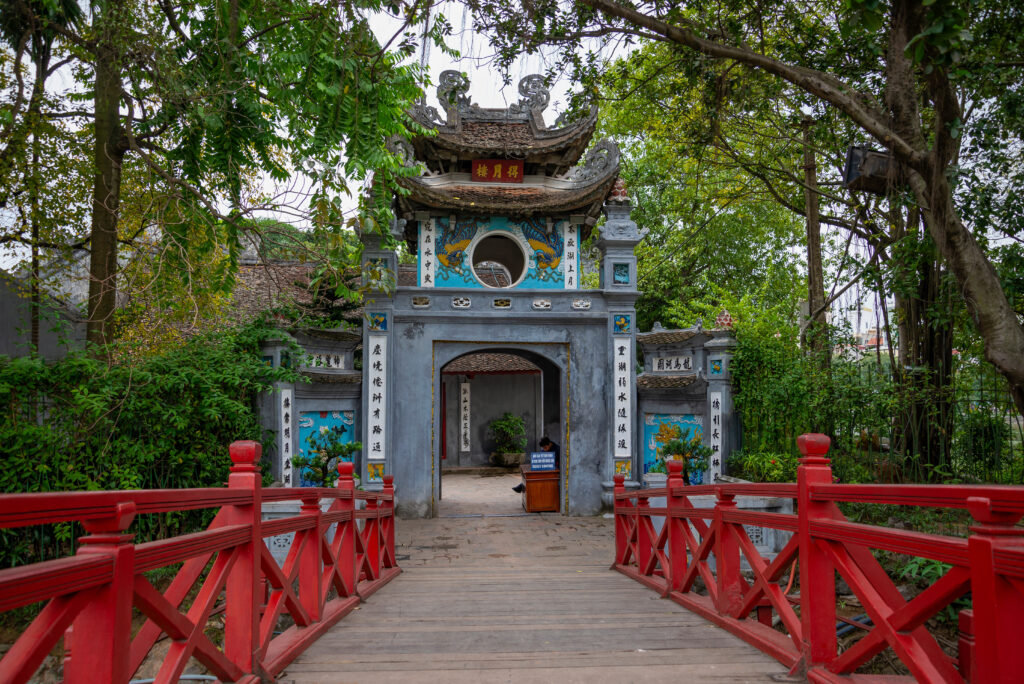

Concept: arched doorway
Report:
left=437, top=348, right=565, bottom=514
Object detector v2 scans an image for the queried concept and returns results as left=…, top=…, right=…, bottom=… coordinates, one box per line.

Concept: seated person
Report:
left=512, top=436, right=559, bottom=493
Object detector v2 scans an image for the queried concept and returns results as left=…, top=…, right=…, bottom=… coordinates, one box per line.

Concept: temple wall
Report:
left=386, top=288, right=620, bottom=518
left=440, top=372, right=543, bottom=468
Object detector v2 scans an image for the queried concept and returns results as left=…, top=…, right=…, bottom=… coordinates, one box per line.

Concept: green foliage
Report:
left=0, top=322, right=301, bottom=567
left=292, top=425, right=361, bottom=488
left=729, top=451, right=799, bottom=483
left=657, top=434, right=712, bottom=481
left=487, top=412, right=527, bottom=454
left=954, top=408, right=1010, bottom=471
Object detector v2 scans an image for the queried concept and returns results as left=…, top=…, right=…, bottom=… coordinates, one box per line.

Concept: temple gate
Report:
left=259, top=71, right=739, bottom=517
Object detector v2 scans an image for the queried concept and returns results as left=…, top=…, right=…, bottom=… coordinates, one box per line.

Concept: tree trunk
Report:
left=801, top=117, right=827, bottom=361
left=892, top=210, right=955, bottom=478
left=86, top=1, right=127, bottom=352
left=580, top=0, right=1024, bottom=417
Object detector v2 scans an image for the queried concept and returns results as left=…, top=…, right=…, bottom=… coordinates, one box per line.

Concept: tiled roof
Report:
left=300, top=370, right=362, bottom=384
left=417, top=112, right=599, bottom=162
left=636, top=374, right=700, bottom=389
left=231, top=262, right=315, bottom=321
left=397, top=264, right=417, bottom=286
left=443, top=353, right=541, bottom=375
left=636, top=330, right=701, bottom=345
left=396, top=174, right=618, bottom=218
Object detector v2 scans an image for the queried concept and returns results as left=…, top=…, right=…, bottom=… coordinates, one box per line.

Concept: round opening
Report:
left=472, top=234, right=526, bottom=288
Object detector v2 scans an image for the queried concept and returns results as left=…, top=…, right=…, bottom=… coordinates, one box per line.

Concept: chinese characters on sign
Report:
left=654, top=355, right=692, bottom=372
left=564, top=225, right=578, bottom=289
left=367, top=334, right=387, bottom=461
left=470, top=159, right=524, bottom=183
left=614, top=340, right=632, bottom=458
left=419, top=219, right=436, bottom=287
left=460, top=383, right=471, bottom=452
left=708, top=391, right=723, bottom=482
left=308, top=353, right=345, bottom=370
left=280, top=389, right=294, bottom=486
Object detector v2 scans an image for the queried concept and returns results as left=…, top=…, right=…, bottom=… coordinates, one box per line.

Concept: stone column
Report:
left=704, top=331, right=738, bottom=480
left=597, top=193, right=643, bottom=504
left=361, top=232, right=397, bottom=491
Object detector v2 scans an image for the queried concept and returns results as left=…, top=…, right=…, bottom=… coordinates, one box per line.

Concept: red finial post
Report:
left=666, top=460, right=686, bottom=592
left=224, top=440, right=262, bottom=674
left=335, top=462, right=357, bottom=597
left=66, top=502, right=136, bottom=683
left=797, top=433, right=836, bottom=670
left=966, top=496, right=1024, bottom=683
left=382, top=474, right=396, bottom=567
left=613, top=473, right=627, bottom=565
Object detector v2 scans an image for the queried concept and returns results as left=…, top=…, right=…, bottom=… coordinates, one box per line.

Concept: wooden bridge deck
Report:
left=283, top=473, right=785, bottom=683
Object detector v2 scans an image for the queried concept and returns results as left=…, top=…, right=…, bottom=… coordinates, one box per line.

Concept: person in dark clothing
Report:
left=513, top=436, right=559, bottom=493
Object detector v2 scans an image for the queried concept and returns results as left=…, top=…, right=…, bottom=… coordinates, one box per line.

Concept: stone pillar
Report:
left=704, top=331, right=738, bottom=480
left=598, top=194, right=643, bottom=504
left=361, top=231, right=397, bottom=491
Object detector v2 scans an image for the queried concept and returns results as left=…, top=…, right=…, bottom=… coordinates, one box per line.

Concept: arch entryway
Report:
left=433, top=344, right=567, bottom=516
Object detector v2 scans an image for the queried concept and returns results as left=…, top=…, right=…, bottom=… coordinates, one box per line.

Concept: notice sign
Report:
left=530, top=452, right=556, bottom=471
left=471, top=159, right=524, bottom=183
left=460, top=383, right=471, bottom=452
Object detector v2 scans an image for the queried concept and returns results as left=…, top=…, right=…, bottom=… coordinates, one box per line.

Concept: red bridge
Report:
left=1, top=435, right=1022, bottom=683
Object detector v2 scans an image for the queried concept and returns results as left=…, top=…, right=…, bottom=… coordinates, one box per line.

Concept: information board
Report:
left=530, top=452, right=557, bottom=471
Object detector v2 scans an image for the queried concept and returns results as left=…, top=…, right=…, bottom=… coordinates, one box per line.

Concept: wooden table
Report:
left=520, top=465, right=559, bottom=512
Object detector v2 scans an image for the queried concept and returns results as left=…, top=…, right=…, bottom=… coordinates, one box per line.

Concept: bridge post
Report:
left=666, top=461, right=686, bottom=592
left=636, top=492, right=652, bottom=576
left=966, top=496, right=1024, bottom=683
left=365, top=492, right=381, bottom=581
left=713, top=489, right=744, bottom=616
left=613, top=474, right=628, bottom=565
left=65, top=501, right=136, bottom=683
left=383, top=475, right=397, bottom=567
left=336, top=463, right=357, bottom=596
left=797, top=433, right=836, bottom=671
left=224, top=440, right=263, bottom=676
left=299, top=491, right=323, bottom=621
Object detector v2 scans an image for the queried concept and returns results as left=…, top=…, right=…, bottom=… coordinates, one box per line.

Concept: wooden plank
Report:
left=286, top=475, right=783, bottom=683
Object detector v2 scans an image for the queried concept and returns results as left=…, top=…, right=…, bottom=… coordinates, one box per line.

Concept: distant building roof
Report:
left=636, top=329, right=702, bottom=345
left=443, top=353, right=541, bottom=375
left=636, top=374, right=702, bottom=390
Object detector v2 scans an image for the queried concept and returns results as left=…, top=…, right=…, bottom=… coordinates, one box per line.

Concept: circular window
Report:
left=472, top=234, right=526, bottom=288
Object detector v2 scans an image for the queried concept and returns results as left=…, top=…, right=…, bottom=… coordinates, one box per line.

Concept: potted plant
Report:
left=658, top=434, right=713, bottom=485
left=293, top=424, right=362, bottom=487
left=487, top=412, right=527, bottom=467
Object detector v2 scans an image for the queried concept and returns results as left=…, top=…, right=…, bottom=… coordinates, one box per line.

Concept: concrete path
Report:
left=283, top=473, right=786, bottom=683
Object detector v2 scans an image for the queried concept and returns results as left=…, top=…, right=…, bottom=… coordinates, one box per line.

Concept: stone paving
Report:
left=284, top=473, right=785, bottom=683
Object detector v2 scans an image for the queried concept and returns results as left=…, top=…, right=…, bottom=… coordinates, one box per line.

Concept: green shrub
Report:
left=729, top=451, right=798, bottom=482
left=0, top=323, right=301, bottom=567
left=487, top=412, right=527, bottom=454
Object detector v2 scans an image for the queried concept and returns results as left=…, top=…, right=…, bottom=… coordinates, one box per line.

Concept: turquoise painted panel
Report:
left=422, top=217, right=577, bottom=289
left=642, top=413, right=704, bottom=483
left=297, top=410, right=355, bottom=487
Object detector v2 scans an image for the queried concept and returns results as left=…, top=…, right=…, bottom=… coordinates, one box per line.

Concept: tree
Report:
left=0, top=0, right=85, bottom=350
left=5, top=0, right=443, bottom=352
left=470, top=0, right=1024, bottom=416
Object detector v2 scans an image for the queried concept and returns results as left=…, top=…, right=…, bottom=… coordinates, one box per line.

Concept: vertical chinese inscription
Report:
left=280, top=388, right=294, bottom=486
left=564, top=224, right=578, bottom=290
left=708, top=391, right=723, bottom=482
left=367, top=334, right=387, bottom=461
left=614, top=341, right=632, bottom=458
left=460, top=383, right=471, bottom=452
left=419, top=218, right=435, bottom=287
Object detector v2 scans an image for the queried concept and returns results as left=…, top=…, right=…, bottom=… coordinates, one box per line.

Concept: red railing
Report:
left=0, top=441, right=399, bottom=683
left=614, top=433, right=1024, bottom=684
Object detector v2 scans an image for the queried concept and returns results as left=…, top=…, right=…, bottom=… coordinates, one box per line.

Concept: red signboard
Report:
left=471, top=159, right=524, bottom=183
